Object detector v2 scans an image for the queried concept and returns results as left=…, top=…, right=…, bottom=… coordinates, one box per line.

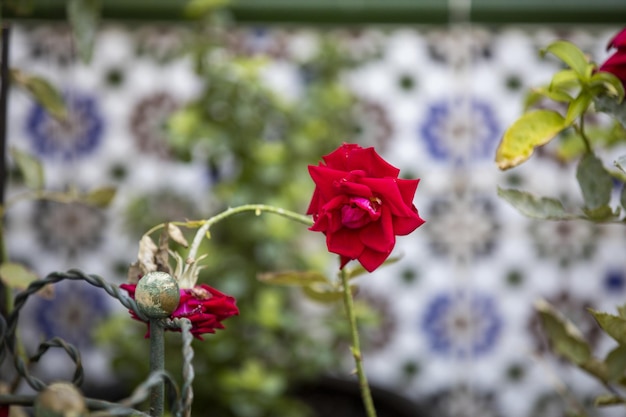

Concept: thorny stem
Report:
left=340, top=267, right=377, bottom=417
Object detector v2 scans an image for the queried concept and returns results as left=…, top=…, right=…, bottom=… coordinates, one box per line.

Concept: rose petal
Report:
left=327, top=228, right=364, bottom=259
left=358, top=247, right=392, bottom=273
left=359, top=209, right=395, bottom=253
left=607, top=28, right=626, bottom=50
left=348, top=146, right=400, bottom=178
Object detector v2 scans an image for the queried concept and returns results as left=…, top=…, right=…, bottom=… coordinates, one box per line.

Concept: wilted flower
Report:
left=121, top=282, right=239, bottom=340
left=307, top=143, right=424, bottom=272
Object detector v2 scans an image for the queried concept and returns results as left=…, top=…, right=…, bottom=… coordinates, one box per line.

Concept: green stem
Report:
left=340, top=268, right=377, bottom=417
left=577, top=116, right=592, bottom=154
left=186, top=204, right=313, bottom=264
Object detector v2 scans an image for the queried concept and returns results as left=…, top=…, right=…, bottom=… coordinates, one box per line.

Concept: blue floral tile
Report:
left=25, top=90, right=105, bottom=161
left=31, top=280, right=111, bottom=349
left=425, top=192, right=500, bottom=261
left=419, top=97, right=501, bottom=164
left=419, top=385, right=503, bottom=417
left=129, top=91, right=179, bottom=159
left=32, top=200, right=107, bottom=257
left=420, top=290, right=502, bottom=358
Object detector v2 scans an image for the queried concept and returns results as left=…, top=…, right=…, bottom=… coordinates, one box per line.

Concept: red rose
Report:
left=121, top=282, right=239, bottom=340
left=307, top=143, right=425, bottom=272
left=599, top=28, right=626, bottom=86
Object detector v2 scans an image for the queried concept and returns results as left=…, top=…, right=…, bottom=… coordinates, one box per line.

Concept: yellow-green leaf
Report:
left=550, top=69, right=580, bottom=91
left=565, top=92, right=592, bottom=126
left=10, top=147, right=44, bottom=190
left=541, top=40, right=590, bottom=79
left=10, top=69, right=66, bottom=120
left=495, top=110, right=567, bottom=170
left=82, top=186, right=116, bottom=208
left=258, top=271, right=328, bottom=286
left=531, top=86, right=574, bottom=103
left=0, top=262, right=39, bottom=290
left=590, top=71, right=625, bottom=102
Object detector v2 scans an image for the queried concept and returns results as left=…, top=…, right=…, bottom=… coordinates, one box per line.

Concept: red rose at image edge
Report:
left=598, top=28, right=626, bottom=86
left=120, top=283, right=239, bottom=340
left=307, top=143, right=425, bottom=273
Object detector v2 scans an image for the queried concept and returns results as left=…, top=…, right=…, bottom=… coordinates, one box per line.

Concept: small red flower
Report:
left=599, top=28, right=626, bottom=87
left=307, top=143, right=425, bottom=272
left=121, top=282, right=239, bottom=340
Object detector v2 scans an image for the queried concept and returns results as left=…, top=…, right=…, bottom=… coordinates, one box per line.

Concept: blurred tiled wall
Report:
left=6, top=23, right=626, bottom=417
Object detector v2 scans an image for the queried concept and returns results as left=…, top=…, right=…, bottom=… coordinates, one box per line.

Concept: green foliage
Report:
left=499, top=35, right=626, bottom=414
left=496, top=188, right=576, bottom=220
left=10, top=147, right=44, bottom=191
left=103, top=18, right=377, bottom=417
left=576, top=153, right=615, bottom=218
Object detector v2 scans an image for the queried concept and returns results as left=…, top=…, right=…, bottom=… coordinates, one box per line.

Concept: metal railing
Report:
left=0, top=269, right=195, bottom=417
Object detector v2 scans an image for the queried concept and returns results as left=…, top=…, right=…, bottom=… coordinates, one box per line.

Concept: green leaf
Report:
left=10, top=69, right=66, bottom=120
left=344, top=256, right=400, bottom=280
left=590, top=309, right=626, bottom=346
left=576, top=153, right=613, bottom=210
left=257, top=270, right=328, bottom=286
left=596, top=394, right=626, bottom=407
left=0, top=262, right=40, bottom=290
left=10, top=147, right=44, bottom=190
left=581, top=205, right=617, bottom=221
left=535, top=299, right=591, bottom=365
left=495, top=110, right=567, bottom=170
left=541, top=40, right=590, bottom=79
left=565, top=92, right=592, bottom=126
left=497, top=188, right=576, bottom=220
left=301, top=283, right=356, bottom=303
left=590, top=71, right=625, bottom=102
left=67, top=0, right=101, bottom=64
left=605, top=345, right=626, bottom=382
left=82, top=186, right=116, bottom=208
left=530, top=86, right=574, bottom=103
left=550, top=69, right=581, bottom=91
left=618, top=304, right=626, bottom=320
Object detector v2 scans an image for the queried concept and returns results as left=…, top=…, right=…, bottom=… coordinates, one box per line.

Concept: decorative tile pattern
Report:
left=6, top=23, right=626, bottom=417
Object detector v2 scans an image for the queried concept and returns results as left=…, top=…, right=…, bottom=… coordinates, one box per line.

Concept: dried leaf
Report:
left=167, top=223, right=189, bottom=247
left=137, top=235, right=158, bottom=275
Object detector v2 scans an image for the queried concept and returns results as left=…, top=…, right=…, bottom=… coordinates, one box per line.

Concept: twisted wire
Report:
left=177, top=319, right=194, bottom=417
left=5, top=269, right=148, bottom=391
left=29, top=337, right=84, bottom=387
left=1, top=270, right=195, bottom=416
left=112, top=370, right=181, bottom=416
